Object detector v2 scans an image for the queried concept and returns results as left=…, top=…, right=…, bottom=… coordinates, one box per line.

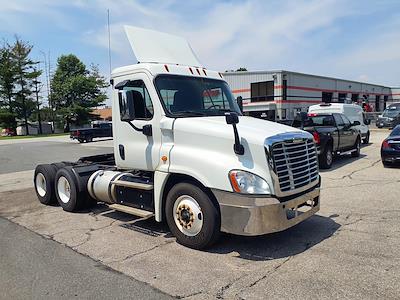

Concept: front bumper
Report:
left=212, top=187, right=320, bottom=236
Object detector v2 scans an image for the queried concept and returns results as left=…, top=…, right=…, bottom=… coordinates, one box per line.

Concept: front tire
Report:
left=34, top=164, right=57, bottom=205
left=165, top=183, right=220, bottom=249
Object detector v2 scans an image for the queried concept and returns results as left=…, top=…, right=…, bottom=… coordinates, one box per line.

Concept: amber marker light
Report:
left=161, top=156, right=168, bottom=162
left=229, top=171, right=241, bottom=193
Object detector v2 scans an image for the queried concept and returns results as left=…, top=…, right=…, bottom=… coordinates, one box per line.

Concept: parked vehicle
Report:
left=381, top=125, right=400, bottom=166
left=70, top=122, right=112, bottom=143
left=293, top=112, right=361, bottom=169
left=376, top=103, right=400, bottom=129
left=1, top=128, right=15, bottom=136
left=308, top=103, right=370, bottom=144
left=33, top=26, right=321, bottom=249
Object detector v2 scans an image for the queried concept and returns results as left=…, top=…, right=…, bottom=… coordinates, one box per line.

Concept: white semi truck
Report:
left=33, top=26, right=321, bottom=249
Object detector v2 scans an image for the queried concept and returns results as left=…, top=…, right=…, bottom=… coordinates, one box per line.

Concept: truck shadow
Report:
left=319, top=153, right=367, bottom=172
left=208, top=214, right=340, bottom=261
left=91, top=205, right=340, bottom=261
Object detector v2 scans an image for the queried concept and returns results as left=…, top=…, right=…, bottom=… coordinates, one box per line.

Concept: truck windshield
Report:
left=308, top=115, right=335, bottom=126
left=382, top=107, right=400, bottom=118
left=155, top=75, right=241, bottom=117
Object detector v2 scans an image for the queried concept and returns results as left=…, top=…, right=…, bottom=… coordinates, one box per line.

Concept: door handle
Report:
left=119, top=144, right=125, bottom=160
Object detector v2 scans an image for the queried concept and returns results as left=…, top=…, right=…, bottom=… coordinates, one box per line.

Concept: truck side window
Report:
left=333, top=114, right=344, bottom=126
left=119, top=80, right=154, bottom=121
left=341, top=115, right=351, bottom=127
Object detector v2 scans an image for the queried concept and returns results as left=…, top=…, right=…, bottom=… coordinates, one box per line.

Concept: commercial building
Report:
left=223, top=70, right=397, bottom=120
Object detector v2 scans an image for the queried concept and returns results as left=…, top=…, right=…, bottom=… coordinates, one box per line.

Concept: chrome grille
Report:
left=271, top=139, right=318, bottom=193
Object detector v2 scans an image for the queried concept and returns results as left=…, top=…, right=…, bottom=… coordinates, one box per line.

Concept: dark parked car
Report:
left=293, top=112, right=361, bottom=169
left=70, top=122, right=113, bottom=143
left=381, top=125, right=400, bottom=166
left=376, top=103, right=400, bottom=129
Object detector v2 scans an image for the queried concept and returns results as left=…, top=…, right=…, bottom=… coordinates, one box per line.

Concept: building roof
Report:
left=223, top=70, right=393, bottom=89
left=93, top=107, right=112, bottom=120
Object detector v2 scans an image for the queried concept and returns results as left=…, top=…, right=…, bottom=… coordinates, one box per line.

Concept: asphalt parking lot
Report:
left=0, top=131, right=399, bottom=299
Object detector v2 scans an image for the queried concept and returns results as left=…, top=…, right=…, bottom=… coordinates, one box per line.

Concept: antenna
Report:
left=107, top=9, right=112, bottom=78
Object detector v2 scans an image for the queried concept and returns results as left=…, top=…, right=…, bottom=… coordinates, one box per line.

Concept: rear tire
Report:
left=351, top=137, right=361, bottom=157
left=55, top=167, right=85, bottom=212
left=34, top=164, right=57, bottom=205
left=165, top=182, right=220, bottom=249
left=319, top=144, right=333, bottom=169
left=363, top=131, right=370, bottom=144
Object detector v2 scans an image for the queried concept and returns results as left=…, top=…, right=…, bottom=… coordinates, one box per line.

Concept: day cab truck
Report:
left=33, top=26, right=321, bottom=249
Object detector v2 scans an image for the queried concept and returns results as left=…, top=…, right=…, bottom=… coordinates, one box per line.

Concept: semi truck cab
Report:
left=34, top=26, right=320, bottom=249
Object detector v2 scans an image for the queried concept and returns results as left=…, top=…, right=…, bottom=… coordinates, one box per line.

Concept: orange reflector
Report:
left=161, top=156, right=168, bottom=162
left=229, top=171, right=241, bottom=193
left=164, top=65, right=169, bottom=72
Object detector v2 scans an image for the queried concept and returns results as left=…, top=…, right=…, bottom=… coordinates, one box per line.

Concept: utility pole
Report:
left=33, top=69, right=42, bottom=134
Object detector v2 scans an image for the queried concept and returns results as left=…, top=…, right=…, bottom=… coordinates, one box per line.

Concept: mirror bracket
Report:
left=225, top=112, right=244, bottom=155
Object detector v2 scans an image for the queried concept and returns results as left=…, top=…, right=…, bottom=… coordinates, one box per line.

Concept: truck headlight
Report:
left=229, top=170, right=271, bottom=194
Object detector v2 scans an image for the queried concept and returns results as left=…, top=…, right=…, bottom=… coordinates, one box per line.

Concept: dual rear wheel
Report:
left=34, top=164, right=94, bottom=211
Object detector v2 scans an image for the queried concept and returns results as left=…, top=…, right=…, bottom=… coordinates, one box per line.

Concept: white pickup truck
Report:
left=33, top=26, right=320, bottom=249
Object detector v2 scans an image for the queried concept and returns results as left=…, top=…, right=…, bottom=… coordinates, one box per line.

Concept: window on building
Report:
left=281, top=109, right=287, bottom=119
left=375, top=95, right=380, bottom=112
left=322, top=92, right=333, bottom=103
left=338, top=93, right=346, bottom=103
left=383, top=95, right=388, bottom=110
left=282, top=79, right=287, bottom=101
left=250, top=81, right=274, bottom=102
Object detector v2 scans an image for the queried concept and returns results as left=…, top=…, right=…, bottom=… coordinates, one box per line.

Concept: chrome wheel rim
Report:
left=57, top=176, right=71, bottom=204
left=327, top=149, right=333, bottom=165
left=173, top=195, right=203, bottom=236
left=35, top=173, right=47, bottom=197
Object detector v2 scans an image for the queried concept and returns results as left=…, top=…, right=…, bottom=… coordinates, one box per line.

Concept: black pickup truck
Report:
left=70, top=122, right=113, bottom=143
left=292, top=112, right=361, bottom=169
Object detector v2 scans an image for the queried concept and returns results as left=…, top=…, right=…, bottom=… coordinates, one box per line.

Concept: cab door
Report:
left=340, top=114, right=357, bottom=149
left=113, top=73, right=163, bottom=171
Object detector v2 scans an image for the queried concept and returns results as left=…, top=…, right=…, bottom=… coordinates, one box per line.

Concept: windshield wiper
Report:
left=173, top=110, right=208, bottom=116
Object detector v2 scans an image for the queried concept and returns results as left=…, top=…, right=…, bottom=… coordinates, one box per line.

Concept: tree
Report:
left=50, top=55, right=108, bottom=131
left=12, top=37, right=40, bottom=135
left=0, top=42, right=17, bottom=116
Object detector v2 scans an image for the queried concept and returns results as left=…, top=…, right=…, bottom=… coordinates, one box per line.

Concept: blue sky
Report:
left=1, top=0, right=400, bottom=104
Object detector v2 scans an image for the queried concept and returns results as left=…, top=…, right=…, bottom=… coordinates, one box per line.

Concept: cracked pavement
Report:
left=0, top=130, right=399, bottom=299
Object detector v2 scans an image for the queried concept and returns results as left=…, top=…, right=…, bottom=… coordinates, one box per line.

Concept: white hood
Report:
left=168, top=116, right=309, bottom=192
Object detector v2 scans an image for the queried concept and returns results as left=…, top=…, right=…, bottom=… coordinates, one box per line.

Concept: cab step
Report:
left=111, top=180, right=153, bottom=190
left=108, top=204, right=154, bottom=219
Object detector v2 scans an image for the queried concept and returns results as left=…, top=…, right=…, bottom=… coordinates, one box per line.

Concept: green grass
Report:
left=0, top=133, right=69, bottom=140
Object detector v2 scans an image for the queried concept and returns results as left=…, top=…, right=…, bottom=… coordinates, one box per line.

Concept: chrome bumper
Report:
left=212, top=187, right=320, bottom=236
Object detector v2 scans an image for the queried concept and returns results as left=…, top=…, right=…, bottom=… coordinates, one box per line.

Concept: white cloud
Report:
left=1, top=0, right=399, bottom=87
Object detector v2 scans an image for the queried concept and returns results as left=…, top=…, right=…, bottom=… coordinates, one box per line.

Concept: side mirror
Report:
left=236, top=96, right=243, bottom=113
left=225, top=111, right=239, bottom=125
left=225, top=112, right=244, bottom=155
left=365, top=119, right=371, bottom=125
left=352, top=121, right=361, bottom=126
left=119, top=90, right=136, bottom=121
